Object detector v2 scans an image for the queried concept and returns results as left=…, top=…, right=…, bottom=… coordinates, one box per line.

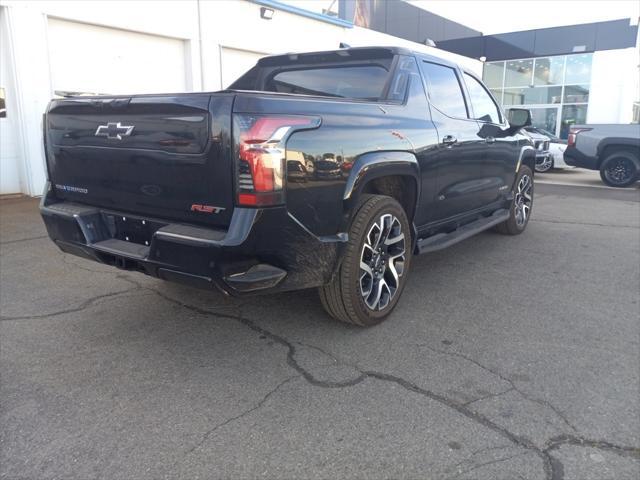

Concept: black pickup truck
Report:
left=40, top=46, right=536, bottom=326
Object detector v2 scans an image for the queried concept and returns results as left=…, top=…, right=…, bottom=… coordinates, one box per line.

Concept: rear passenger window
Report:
left=464, top=73, right=502, bottom=124
left=266, top=65, right=388, bottom=100
left=420, top=62, right=468, bottom=119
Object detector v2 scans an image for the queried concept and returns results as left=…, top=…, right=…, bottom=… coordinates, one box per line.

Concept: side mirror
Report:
left=507, top=108, right=532, bottom=129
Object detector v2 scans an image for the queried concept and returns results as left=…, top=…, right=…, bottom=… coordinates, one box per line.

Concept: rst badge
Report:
left=191, top=204, right=226, bottom=214
left=95, top=122, right=134, bottom=140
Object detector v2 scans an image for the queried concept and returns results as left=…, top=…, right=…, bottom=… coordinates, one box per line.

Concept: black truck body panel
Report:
left=46, top=94, right=236, bottom=228
left=40, top=47, right=534, bottom=295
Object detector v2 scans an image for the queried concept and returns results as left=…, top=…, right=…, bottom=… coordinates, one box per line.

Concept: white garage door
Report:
left=220, top=47, right=267, bottom=89
left=1, top=7, right=22, bottom=194
left=47, top=18, right=187, bottom=95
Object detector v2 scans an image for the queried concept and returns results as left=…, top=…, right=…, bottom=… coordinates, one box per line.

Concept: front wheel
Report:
left=599, top=152, right=639, bottom=188
left=535, top=155, right=553, bottom=173
left=319, top=195, right=411, bottom=326
left=494, top=165, right=534, bottom=235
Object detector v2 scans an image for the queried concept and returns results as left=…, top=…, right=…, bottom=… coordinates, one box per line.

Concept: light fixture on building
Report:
left=423, top=38, right=436, bottom=47
left=479, top=56, right=487, bottom=62
left=260, top=6, right=274, bottom=20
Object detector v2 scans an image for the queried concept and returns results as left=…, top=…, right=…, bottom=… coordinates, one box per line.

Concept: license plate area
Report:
left=110, top=215, right=153, bottom=246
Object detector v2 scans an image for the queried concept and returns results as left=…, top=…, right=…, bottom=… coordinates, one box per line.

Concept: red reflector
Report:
left=238, top=193, right=258, bottom=205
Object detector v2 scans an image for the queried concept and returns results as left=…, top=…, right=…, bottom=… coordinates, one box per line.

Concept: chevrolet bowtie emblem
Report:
left=95, top=122, right=134, bottom=140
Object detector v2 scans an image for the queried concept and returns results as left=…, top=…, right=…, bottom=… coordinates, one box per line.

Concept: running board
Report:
left=416, top=209, right=510, bottom=254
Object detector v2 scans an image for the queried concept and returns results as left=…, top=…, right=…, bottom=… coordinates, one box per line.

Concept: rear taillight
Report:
left=567, top=127, right=591, bottom=147
left=234, top=115, right=319, bottom=207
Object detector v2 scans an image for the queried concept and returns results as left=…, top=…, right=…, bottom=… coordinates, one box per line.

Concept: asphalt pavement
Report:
left=1, top=177, right=639, bottom=480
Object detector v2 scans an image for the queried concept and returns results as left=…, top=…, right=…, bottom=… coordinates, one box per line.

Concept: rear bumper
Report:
left=40, top=184, right=345, bottom=295
left=563, top=147, right=598, bottom=170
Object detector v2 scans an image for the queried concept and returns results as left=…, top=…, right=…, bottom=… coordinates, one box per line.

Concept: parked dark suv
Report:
left=40, top=47, right=536, bottom=326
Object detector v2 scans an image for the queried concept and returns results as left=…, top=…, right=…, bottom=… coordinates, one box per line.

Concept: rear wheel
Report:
left=599, top=151, right=639, bottom=188
left=495, top=165, right=534, bottom=235
left=319, top=195, right=411, bottom=326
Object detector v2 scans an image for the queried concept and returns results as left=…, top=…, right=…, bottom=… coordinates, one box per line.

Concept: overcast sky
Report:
left=409, top=0, right=640, bottom=34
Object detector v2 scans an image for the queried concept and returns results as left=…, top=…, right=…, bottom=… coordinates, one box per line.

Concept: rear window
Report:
left=265, top=65, right=388, bottom=100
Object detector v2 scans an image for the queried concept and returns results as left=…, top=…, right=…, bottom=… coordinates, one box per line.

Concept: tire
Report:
left=494, top=165, right=534, bottom=236
left=535, top=155, right=553, bottom=173
left=599, top=151, right=639, bottom=188
left=319, top=194, right=411, bottom=326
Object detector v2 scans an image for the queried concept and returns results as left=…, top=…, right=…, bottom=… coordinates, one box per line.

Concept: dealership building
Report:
left=1, top=0, right=638, bottom=196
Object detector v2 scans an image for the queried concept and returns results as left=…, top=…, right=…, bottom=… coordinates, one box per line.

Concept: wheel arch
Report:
left=342, top=151, right=420, bottom=227
left=518, top=145, right=537, bottom=177
left=597, top=139, right=640, bottom=168
left=513, top=145, right=536, bottom=181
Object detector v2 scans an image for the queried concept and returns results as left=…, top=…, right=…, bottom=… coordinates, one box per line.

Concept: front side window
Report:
left=464, top=73, right=501, bottom=124
left=266, top=65, right=388, bottom=100
left=421, top=61, right=468, bottom=119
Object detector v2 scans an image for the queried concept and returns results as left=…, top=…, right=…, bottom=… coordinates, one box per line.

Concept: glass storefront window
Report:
left=483, top=62, right=504, bottom=88
left=489, top=88, right=503, bottom=104
left=560, top=104, right=588, bottom=138
left=565, top=54, right=592, bottom=84
left=533, top=57, right=565, bottom=85
left=505, top=59, right=533, bottom=87
left=483, top=53, right=591, bottom=138
left=563, top=85, right=589, bottom=103
left=529, top=107, right=559, bottom=134
left=503, top=86, right=562, bottom=105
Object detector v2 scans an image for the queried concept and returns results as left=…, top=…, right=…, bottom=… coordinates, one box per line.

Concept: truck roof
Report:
left=256, top=46, right=459, bottom=69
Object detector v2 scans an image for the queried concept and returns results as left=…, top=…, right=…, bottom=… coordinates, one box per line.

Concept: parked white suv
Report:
left=524, top=127, right=571, bottom=172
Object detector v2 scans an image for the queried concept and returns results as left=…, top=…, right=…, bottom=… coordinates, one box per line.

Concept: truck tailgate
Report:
left=45, top=94, right=235, bottom=228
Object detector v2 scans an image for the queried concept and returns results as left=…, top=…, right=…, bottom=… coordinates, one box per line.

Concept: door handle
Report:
left=442, top=135, right=457, bottom=146
left=485, top=136, right=496, bottom=144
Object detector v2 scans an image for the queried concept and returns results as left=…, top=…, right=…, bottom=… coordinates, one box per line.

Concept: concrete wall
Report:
left=0, top=7, right=25, bottom=194
left=588, top=48, right=639, bottom=124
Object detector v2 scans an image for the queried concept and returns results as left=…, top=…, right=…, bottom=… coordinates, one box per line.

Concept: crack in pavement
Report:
left=544, top=434, right=640, bottom=458
left=182, top=375, right=298, bottom=457
left=0, top=234, right=48, bottom=246
left=445, top=451, right=529, bottom=479
left=543, top=435, right=640, bottom=480
left=462, top=386, right=515, bottom=406
left=0, top=274, right=144, bottom=322
left=140, top=286, right=640, bottom=480
left=0, top=290, right=146, bottom=321
left=6, top=268, right=639, bottom=480
left=420, top=345, right=578, bottom=433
